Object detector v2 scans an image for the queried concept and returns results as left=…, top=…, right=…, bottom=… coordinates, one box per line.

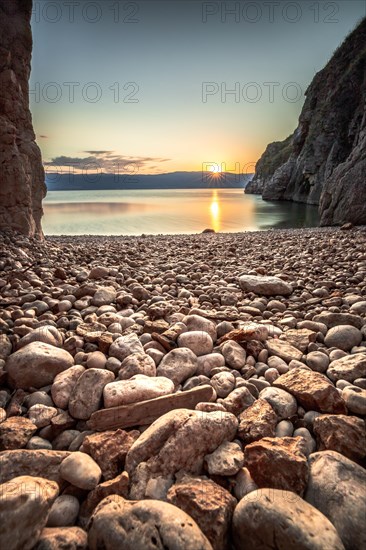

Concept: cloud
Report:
left=44, top=153, right=171, bottom=173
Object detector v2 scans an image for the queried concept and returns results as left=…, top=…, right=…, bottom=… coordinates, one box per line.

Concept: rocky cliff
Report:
left=246, top=17, right=366, bottom=226
left=0, top=0, right=46, bottom=238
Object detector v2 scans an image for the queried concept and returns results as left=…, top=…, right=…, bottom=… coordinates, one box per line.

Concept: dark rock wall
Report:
left=0, top=0, right=46, bottom=238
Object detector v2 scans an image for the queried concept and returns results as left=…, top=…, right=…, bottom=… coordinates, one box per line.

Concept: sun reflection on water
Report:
left=210, top=189, right=220, bottom=232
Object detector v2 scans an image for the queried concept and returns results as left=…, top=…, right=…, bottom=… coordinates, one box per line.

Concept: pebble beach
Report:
left=0, top=226, right=365, bottom=549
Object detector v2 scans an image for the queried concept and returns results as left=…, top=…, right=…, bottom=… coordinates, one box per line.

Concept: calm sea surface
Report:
left=43, top=189, right=319, bottom=236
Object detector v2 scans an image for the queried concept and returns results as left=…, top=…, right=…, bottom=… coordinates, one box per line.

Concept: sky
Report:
left=30, top=0, right=366, bottom=177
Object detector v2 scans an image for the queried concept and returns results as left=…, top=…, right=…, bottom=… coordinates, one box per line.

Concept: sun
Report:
left=209, top=165, right=222, bottom=175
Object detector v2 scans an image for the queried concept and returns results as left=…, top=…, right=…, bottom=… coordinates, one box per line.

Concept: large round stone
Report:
left=232, top=488, right=344, bottom=550
left=5, top=342, right=74, bottom=389
left=324, top=325, right=362, bottom=351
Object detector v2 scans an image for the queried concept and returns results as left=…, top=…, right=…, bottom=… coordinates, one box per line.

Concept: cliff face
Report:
left=246, top=18, right=366, bottom=226
left=0, top=0, right=46, bottom=238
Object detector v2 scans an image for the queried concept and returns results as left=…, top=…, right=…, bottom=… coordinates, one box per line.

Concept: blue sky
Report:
left=30, top=0, right=366, bottom=175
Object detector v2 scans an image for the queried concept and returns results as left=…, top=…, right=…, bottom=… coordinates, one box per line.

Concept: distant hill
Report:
left=46, top=171, right=253, bottom=191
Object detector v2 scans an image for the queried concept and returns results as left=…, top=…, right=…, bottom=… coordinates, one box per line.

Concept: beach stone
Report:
left=275, top=419, right=293, bottom=437
left=204, top=441, right=244, bottom=476
left=183, top=314, right=217, bottom=342
left=350, top=300, right=366, bottom=314
left=51, top=365, right=85, bottom=409
left=0, top=450, right=70, bottom=484
left=313, top=414, right=366, bottom=460
left=233, top=467, right=258, bottom=500
left=244, top=436, right=309, bottom=495
left=24, top=391, right=54, bottom=408
left=68, top=368, right=114, bottom=420
left=327, top=353, right=366, bottom=382
left=259, top=386, right=297, bottom=419
left=313, top=312, right=364, bottom=330
left=47, top=495, right=80, bottom=527
left=274, top=368, right=347, bottom=413
left=0, top=476, right=59, bottom=550
left=80, top=429, right=140, bottom=480
left=221, top=341, right=246, bottom=370
left=266, top=338, right=303, bottom=362
left=267, top=355, right=289, bottom=373
left=88, top=496, right=213, bottom=549
left=157, top=347, right=197, bottom=385
left=167, top=475, right=236, bottom=550
left=16, top=325, right=63, bottom=350
left=35, top=527, right=88, bottom=549
left=324, top=325, right=362, bottom=351
left=232, top=488, right=345, bottom=550
left=306, top=351, right=329, bottom=373
left=210, top=372, right=236, bottom=398
left=284, top=328, right=317, bottom=352
left=89, top=266, right=109, bottom=279
left=28, top=404, right=58, bottom=428
left=239, top=275, right=293, bottom=296
left=5, top=342, right=74, bottom=389
left=92, top=287, right=117, bottom=307
left=196, top=353, right=225, bottom=376
left=342, top=386, right=366, bottom=415
left=177, top=331, right=213, bottom=356
left=27, top=436, right=53, bottom=450
left=103, top=375, right=174, bottom=408
left=305, top=451, right=366, bottom=550
left=238, top=398, right=277, bottom=444
left=109, top=333, right=144, bottom=361
left=125, top=408, right=238, bottom=499
left=60, top=451, right=102, bottom=490
left=79, top=471, right=130, bottom=528
left=218, top=386, right=256, bottom=416
left=86, top=351, right=107, bottom=369
left=0, top=416, right=37, bottom=450
left=119, top=352, right=156, bottom=379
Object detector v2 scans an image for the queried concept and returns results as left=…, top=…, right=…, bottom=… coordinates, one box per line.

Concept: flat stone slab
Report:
left=87, top=385, right=215, bottom=431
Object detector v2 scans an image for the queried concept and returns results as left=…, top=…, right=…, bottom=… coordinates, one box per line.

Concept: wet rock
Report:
left=0, top=476, right=59, bottom=550
left=5, top=342, right=74, bottom=389
left=88, top=496, right=213, bottom=550
left=167, top=475, right=236, bottom=550
left=305, top=450, right=366, bottom=550
left=244, top=436, right=309, bottom=495
left=274, top=368, right=347, bottom=413
left=238, top=399, right=277, bottom=444
left=232, top=488, right=345, bottom=550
